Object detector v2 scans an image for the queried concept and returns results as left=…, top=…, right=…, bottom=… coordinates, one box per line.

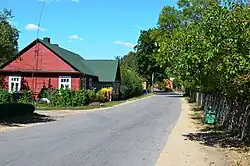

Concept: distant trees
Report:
left=115, top=55, right=143, bottom=99
left=119, top=29, right=166, bottom=82
left=119, top=51, right=138, bottom=71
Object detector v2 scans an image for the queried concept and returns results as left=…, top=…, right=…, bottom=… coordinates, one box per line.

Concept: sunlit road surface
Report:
left=0, top=94, right=181, bottom=166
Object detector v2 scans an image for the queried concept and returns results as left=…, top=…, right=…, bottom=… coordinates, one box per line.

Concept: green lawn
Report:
left=36, top=93, right=154, bottom=111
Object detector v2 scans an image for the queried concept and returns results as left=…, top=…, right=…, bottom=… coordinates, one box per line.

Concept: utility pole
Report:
left=151, top=72, right=154, bottom=93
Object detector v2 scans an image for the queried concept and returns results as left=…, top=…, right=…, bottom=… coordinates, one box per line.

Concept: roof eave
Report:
left=0, top=69, right=82, bottom=74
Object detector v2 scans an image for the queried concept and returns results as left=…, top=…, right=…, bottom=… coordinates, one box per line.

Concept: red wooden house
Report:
left=164, top=79, right=173, bottom=89
left=0, top=37, right=121, bottom=99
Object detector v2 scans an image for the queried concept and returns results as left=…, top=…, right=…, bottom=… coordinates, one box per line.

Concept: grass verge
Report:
left=36, top=93, right=154, bottom=111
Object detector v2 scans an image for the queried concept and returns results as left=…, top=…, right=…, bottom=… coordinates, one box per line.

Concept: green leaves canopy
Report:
left=134, top=29, right=165, bottom=81
left=152, top=0, right=250, bottom=100
left=0, top=9, right=19, bottom=65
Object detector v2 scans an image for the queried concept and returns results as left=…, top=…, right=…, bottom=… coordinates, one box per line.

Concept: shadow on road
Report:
left=182, top=103, right=250, bottom=149
left=0, top=113, right=56, bottom=127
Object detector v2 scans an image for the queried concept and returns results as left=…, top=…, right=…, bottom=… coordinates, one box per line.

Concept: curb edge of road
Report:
left=155, top=97, right=185, bottom=166
left=36, top=94, right=155, bottom=113
left=84, top=94, right=155, bottom=112
left=112, top=94, right=155, bottom=108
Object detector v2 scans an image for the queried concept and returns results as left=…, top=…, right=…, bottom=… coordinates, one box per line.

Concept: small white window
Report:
left=59, top=76, right=71, bottom=90
left=9, top=76, right=21, bottom=92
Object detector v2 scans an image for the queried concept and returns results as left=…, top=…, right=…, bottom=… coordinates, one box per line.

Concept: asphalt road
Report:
left=0, top=94, right=182, bottom=166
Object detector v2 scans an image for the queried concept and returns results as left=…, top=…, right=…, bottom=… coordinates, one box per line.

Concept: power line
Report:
left=32, top=0, right=46, bottom=99
left=36, top=0, right=46, bottom=39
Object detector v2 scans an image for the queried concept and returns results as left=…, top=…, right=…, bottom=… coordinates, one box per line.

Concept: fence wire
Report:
left=201, top=93, right=250, bottom=142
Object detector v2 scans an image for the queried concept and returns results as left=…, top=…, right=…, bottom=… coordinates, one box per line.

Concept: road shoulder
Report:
left=155, top=98, right=230, bottom=166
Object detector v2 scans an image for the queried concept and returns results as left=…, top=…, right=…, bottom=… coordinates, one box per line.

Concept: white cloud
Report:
left=72, top=0, right=79, bottom=2
left=68, top=35, right=83, bottom=41
left=114, top=41, right=136, bottom=48
left=133, top=25, right=142, bottom=30
left=25, top=24, right=45, bottom=31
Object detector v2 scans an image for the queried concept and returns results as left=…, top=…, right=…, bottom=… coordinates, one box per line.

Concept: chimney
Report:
left=43, top=37, right=51, bottom=43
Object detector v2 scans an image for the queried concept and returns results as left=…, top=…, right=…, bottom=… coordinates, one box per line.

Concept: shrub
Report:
left=120, top=66, right=143, bottom=99
left=97, top=88, right=106, bottom=103
left=86, top=89, right=97, bottom=103
left=50, top=89, right=94, bottom=107
left=96, top=90, right=102, bottom=102
left=38, top=87, right=52, bottom=100
left=59, top=89, right=74, bottom=107
left=50, top=89, right=62, bottom=106
left=50, top=89, right=73, bottom=107
left=97, top=88, right=112, bottom=102
left=17, top=90, right=33, bottom=103
left=0, top=89, right=10, bottom=104
left=0, top=89, right=35, bottom=118
left=72, top=89, right=87, bottom=106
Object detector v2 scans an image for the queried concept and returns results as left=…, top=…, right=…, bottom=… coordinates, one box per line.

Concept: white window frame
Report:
left=58, top=76, right=71, bottom=90
left=9, top=76, right=21, bottom=93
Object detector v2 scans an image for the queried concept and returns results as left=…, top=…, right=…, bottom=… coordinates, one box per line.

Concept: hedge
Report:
left=0, top=89, right=34, bottom=118
left=38, top=88, right=114, bottom=106
left=0, top=103, right=35, bottom=117
left=50, top=89, right=95, bottom=107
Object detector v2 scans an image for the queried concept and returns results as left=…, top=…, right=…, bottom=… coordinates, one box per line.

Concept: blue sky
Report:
left=1, top=0, right=177, bottom=59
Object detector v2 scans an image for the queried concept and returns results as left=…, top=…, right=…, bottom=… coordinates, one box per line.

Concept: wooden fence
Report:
left=191, top=92, right=250, bottom=142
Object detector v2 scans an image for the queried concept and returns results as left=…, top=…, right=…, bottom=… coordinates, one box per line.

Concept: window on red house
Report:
left=59, top=76, right=71, bottom=90
left=9, top=76, right=21, bottom=92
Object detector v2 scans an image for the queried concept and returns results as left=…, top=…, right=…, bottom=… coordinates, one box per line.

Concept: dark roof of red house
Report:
left=1, top=38, right=119, bottom=82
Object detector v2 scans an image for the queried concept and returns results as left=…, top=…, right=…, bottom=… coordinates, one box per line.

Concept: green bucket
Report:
left=204, top=106, right=217, bottom=124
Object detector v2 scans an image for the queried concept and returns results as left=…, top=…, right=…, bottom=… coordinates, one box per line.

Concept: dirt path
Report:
left=156, top=98, right=231, bottom=166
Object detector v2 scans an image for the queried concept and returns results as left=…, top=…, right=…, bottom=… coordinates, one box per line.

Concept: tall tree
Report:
left=154, top=0, right=250, bottom=97
left=120, top=51, right=138, bottom=71
left=134, top=29, right=164, bottom=81
left=0, top=9, right=19, bottom=65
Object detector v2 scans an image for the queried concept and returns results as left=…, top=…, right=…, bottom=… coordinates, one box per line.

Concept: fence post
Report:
left=201, top=93, right=204, bottom=107
left=196, top=92, right=199, bottom=104
left=197, top=93, right=202, bottom=106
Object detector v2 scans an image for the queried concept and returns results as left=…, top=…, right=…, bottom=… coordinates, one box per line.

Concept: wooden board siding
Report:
left=3, top=43, right=76, bottom=71
left=3, top=74, right=80, bottom=99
